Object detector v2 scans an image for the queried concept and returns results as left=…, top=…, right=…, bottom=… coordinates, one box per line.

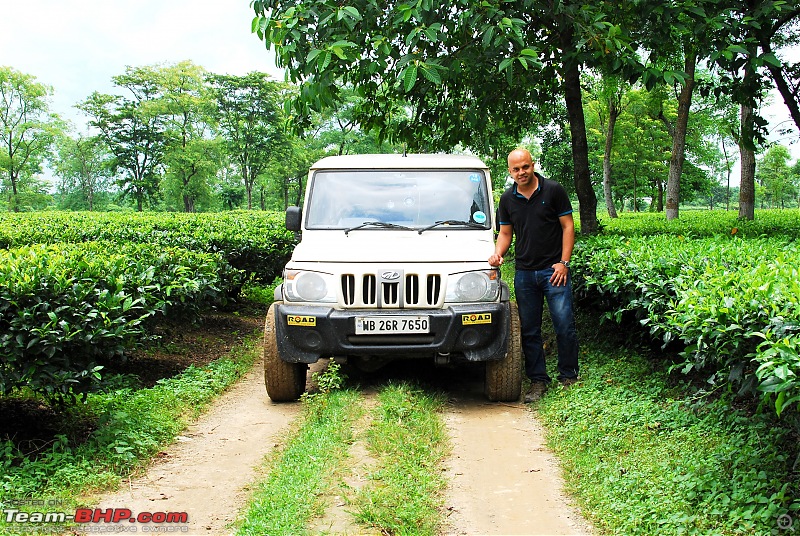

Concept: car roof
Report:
left=310, top=153, right=488, bottom=170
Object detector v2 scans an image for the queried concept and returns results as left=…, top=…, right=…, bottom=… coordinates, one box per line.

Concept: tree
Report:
left=704, top=1, right=800, bottom=219
left=251, top=0, right=658, bottom=234
left=158, top=61, right=221, bottom=212
left=207, top=72, right=291, bottom=210
left=634, top=3, right=724, bottom=221
left=0, top=67, right=61, bottom=211
left=79, top=65, right=169, bottom=211
left=758, top=144, right=797, bottom=208
left=585, top=74, right=629, bottom=218
left=709, top=93, right=740, bottom=210
left=53, top=133, right=113, bottom=211
left=585, top=86, right=671, bottom=212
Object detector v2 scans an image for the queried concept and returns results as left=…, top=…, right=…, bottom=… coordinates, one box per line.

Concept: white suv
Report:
left=264, top=154, right=521, bottom=401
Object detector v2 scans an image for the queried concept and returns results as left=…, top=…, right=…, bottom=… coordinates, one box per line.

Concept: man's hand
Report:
left=550, top=263, right=569, bottom=286
left=488, top=253, right=504, bottom=266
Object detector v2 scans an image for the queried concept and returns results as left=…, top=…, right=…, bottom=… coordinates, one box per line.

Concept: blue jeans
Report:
left=514, top=268, right=579, bottom=383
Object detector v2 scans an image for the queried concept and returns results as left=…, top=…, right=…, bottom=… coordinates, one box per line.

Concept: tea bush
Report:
left=0, top=241, right=242, bottom=404
left=0, top=210, right=296, bottom=283
left=574, top=212, right=800, bottom=416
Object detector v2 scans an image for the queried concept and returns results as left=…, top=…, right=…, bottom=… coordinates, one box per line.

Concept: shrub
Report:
left=0, top=242, right=242, bottom=404
left=573, top=232, right=800, bottom=415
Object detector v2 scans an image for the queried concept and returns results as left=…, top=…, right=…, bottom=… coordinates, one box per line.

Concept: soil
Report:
left=5, top=310, right=593, bottom=535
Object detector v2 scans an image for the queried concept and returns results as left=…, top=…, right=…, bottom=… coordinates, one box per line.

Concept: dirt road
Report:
left=91, top=359, right=591, bottom=535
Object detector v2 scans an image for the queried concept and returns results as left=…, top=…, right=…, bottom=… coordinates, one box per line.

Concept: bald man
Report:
left=489, top=148, right=579, bottom=403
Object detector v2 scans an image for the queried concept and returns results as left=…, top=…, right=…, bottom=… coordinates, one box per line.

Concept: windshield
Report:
left=305, top=169, right=491, bottom=230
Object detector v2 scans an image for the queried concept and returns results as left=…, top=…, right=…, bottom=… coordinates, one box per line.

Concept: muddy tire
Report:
left=485, top=301, right=522, bottom=402
left=264, top=302, right=307, bottom=402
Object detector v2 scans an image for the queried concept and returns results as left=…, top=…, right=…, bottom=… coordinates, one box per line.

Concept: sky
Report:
left=1, top=0, right=286, bottom=131
left=1, top=1, right=798, bottom=180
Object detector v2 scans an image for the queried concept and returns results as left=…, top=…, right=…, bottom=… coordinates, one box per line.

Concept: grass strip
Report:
left=536, top=316, right=799, bottom=535
left=0, top=330, right=260, bottom=511
left=350, top=382, right=449, bottom=536
left=236, top=387, right=364, bottom=536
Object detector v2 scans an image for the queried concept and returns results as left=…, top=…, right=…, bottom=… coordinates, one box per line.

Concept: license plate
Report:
left=355, top=316, right=430, bottom=335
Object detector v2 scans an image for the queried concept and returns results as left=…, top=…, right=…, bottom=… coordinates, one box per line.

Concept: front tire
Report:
left=485, top=301, right=522, bottom=402
left=264, top=302, right=307, bottom=402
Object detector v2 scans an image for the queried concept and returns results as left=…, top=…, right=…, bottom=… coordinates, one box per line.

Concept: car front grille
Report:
left=341, top=271, right=442, bottom=308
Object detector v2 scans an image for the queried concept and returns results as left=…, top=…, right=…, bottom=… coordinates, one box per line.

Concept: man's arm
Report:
left=488, top=224, right=513, bottom=266
left=559, top=213, right=575, bottom=262
left=549, top=214, right=575, bottom=286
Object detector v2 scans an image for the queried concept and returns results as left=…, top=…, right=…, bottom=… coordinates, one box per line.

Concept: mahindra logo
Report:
left=381, top=271, right=401, bottom=280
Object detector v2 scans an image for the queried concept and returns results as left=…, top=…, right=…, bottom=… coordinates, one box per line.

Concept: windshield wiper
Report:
left=417, top=220, right=486, bottom=234
left=344, top=221, right=414, bottom=235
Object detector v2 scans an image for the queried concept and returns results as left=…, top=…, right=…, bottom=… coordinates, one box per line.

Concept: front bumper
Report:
left=273, top=302, right=510, bottom=364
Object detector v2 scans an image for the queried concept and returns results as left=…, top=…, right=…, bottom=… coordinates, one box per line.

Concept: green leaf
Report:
left=419, top=63, right=442, bottom=84
left=760, top=52, right=782, bottom=68
left=342, top=6, right=362, bottom=21
left=727, top=45, right=750, bottom=55
left=307, top=49, right=322, bottom=63
left=498, top=58, right=514, bottom=72
left=403, top=64, right=418, bottom=92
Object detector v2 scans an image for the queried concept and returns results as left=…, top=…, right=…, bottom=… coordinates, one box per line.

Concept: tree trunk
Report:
left=560, top=29, right=598, bottom=234
left=665, top=50, right=697, bottom=221
left=603, top=97, right=619, bottom=219
left=243, top=166, right=253, bottom=210
left=721, top=138, right=732, bottom=211
left=10, top=171, right=19, bottom=212
left=657, top=180, right=664, bottom=212
left=738, top=102, right=756, bottom=220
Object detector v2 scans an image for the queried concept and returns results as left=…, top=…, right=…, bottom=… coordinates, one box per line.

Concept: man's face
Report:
left=508, top=152, right=534, bottom=187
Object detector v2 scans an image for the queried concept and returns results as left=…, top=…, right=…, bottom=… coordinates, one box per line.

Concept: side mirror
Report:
left=286, top=206, right=302, bottom=231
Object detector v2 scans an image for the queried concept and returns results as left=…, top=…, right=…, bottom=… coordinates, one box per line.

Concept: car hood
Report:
left=289, top=231, right=495, bottom=263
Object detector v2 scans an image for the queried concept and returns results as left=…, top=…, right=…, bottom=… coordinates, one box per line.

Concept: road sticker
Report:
left=287, top=315, right=316, bottom=326
left=462, top=313, right=491, bottom=325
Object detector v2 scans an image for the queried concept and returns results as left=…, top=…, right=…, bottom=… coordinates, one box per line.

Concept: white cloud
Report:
left=1, top=0, right=284, bottom=130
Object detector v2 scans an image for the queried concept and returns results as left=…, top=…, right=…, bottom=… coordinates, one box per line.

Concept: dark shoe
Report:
left=524, top=382, right=548, bottom=403
left=559, top=377, right=580, bottom=387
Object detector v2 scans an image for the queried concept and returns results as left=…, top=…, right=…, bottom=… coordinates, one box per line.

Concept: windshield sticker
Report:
left=472, top=211, right=487, bottom=224
left=469, top=173, right=481, bottom=183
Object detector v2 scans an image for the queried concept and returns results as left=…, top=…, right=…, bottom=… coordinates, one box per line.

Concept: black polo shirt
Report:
left=497, top=173, right=573, bottom=270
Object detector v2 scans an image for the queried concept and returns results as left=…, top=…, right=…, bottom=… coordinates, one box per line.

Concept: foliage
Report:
left=206, top=72, right=294, bottom=210
left=538, top=337, right=799, bottom=535
left=597, top=209, right=800, bottom=238
left=0, top=210, right=296, bottom=283
left=237, top=386, right=363, bottom=536
left=0, top=335, right=258, bottom=508
left=0, top=241, right=241, bottom=403
left=158, top=61, right=222, bottom=213
left=0, top=66, right=62, bottom=211
left=573, top=210, right=800, bottom=416
left=757, top=144, right=799, bottom=209
left=78, top=65, right=170, bottom=212
left=52, top=133, right=114, bottom=211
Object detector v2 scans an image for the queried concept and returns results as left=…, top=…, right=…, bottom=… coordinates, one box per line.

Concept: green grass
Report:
left=236, top=381, right=365, bottom=536
left=349, top=382, right=449, bottom=536
left=236, top=374, right=449, bottom=536
left=535, top=312, right=799, bottom=535
left=0, top=329, right=261, bottom=519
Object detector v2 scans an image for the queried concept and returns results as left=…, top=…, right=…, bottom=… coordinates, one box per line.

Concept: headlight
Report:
left=283, top=270, right=337, bottom=303
left=445, top=270, right=499, bottom=302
